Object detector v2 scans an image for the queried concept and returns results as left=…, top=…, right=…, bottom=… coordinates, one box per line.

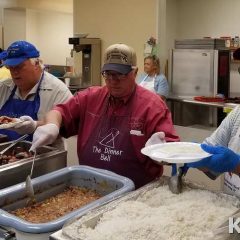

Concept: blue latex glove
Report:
left=186, top=144, right=240, bottom=173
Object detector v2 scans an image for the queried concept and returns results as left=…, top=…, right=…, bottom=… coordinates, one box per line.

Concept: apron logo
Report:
left=99, top=128, right=120, bottom=148
left=92, top=128, right=123, bottom=162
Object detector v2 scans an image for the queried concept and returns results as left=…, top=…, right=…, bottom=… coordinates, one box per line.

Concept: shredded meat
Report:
left=0, top=116, right=16, bottom=125
left=10, top=186, right=102, bottom=223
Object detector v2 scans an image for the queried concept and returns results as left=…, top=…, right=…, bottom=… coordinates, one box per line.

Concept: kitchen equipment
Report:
left=174, top=38, right=226, bottom=49
left=0, top=134, right=28, bottom=158
left=25, top=151, right=36, bottom=205
left=74, top=33, right=88, bottom=38
left=169, top=39, right=230, bottom=127
left=50, top=177, right=239, bottom=240
left=0, top=141, right=67, bottom=189
left=0, top=166, right=134, bottom=240
left=68, top=37, right=101, bottom=89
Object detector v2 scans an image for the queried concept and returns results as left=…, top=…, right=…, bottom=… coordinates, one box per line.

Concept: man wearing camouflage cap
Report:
left=29, top=43, right=179, bottom=188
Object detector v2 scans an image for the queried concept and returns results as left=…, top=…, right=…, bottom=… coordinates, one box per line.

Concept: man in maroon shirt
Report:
left=30, top=43, right=179, bottom=188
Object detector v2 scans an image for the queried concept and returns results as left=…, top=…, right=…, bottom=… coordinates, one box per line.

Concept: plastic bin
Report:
left=0, top=166, right=135, bottom=236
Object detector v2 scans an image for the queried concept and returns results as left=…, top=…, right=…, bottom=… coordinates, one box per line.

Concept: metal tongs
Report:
left=0, top=134, right=29, bottom=159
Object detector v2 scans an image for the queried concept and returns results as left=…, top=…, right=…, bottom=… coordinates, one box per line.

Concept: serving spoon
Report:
left=168, top=163, right=184, bottom=194
left=25, top=150, right=37, bottom=205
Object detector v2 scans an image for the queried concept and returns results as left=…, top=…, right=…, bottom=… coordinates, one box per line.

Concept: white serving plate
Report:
left=141, top=142, right=211, bottom=164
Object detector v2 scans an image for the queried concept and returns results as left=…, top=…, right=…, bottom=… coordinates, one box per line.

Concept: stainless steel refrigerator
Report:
left=168, top=40, right=230, bottom=128
left=170, top=48, right=230, bottom=98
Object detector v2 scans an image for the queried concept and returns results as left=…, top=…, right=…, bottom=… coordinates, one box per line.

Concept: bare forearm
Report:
left=42, top=110, right=62, bottom=128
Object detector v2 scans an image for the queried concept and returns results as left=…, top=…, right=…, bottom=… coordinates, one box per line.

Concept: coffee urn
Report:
left=68, top=37, right=101, bottom=89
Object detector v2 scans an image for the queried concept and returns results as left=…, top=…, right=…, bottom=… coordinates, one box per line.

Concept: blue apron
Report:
left=0, top=73, right=44, bottom=141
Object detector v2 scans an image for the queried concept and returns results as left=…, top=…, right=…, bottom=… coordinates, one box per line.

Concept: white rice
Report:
left=68, top=185, right=239, bottom=240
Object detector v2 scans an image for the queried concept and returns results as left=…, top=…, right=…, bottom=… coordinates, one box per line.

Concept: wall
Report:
left=73, top=0, right=157, bottom=75
left=1, top=0, right=72, bottom=13
left=164, top=0, right=178, bottom=78
left=0, top=9, right=3, bottom=47
left=172, top=0, right=240, bottom=96
left=26, top=9, right=73, bottom=65
left=0, top=0, right=73, bottom=65
left=3, top=8, right=26, bottom=49
left=177, top=0, right=240, bottom=38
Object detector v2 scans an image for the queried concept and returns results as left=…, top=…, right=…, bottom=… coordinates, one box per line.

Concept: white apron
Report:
left=224, top=126, right=240, bottom=197
left=139, top=75, right=155, bottom=93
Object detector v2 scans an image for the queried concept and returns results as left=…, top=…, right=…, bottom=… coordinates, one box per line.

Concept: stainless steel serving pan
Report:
left=50, top=177, right=240, bottom=240
left=0, top=140, right=67, bottom=189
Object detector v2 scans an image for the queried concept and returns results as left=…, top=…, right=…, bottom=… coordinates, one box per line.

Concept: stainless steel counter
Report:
left=168, top=95, right=240, bottom=108
left=167, top=95, right=226, bottom=108
left=167, top=95, right=239, bottom=127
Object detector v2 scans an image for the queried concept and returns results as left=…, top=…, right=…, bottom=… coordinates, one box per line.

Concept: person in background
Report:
left=178, top=47, right=240, bottom=197
left=0, top=48, right=11, bottom=80
left=137, top=55, right=169, bottom=101
left=0, top=40, right=72, bottom=146
left=28, top=43, right=179, bottom=188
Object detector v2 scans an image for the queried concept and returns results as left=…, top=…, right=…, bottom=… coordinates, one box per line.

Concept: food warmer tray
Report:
left=0, top=166, right=135, bottom=239
left=0, top=140, right=67, bottom=189
left=50, top=177, right=240, bottom=240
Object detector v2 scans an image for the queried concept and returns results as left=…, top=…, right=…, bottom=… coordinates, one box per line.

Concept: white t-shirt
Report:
left=0, top=71, right=72, bottom=120
left=0, top=71, right=73, bottom=149
left=204, top=106, right=240, bottom=197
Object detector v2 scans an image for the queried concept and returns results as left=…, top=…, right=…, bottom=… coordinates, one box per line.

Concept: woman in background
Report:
left=137, top=55, right=169, bottom=101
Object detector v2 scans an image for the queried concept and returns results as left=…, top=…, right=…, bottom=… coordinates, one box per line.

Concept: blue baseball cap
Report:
left=2, top=40, right=40, bottom=66
left=0, top=50, right=7, bottom=60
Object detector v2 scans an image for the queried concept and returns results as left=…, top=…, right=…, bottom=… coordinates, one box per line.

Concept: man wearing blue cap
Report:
left=0, top=40, right=72, bottom=143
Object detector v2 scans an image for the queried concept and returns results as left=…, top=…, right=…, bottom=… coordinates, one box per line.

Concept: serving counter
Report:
left=167, top=95, right=239, bottom=128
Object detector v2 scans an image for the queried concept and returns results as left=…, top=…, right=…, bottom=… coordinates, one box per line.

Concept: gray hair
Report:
left=144, top=55, right=160, bottom=74
left=30, top=58, right=44, bottom=69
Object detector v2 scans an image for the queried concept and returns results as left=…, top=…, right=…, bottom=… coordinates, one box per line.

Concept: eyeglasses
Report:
left=102, top=71, right=128, bottom=80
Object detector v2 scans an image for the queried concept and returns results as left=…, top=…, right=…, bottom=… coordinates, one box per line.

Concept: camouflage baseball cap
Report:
left=102, top=43, right=137, bottom=74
